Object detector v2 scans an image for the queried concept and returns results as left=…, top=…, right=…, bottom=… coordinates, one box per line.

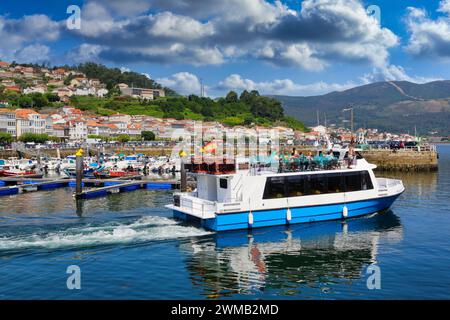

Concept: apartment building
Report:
left=15, top=109, right=46, bottom=137
left=68, top=119, right=88, bottom=141
left=120, top=86, right=165, bottom=100
left=0, top=108, right=17, bottom=136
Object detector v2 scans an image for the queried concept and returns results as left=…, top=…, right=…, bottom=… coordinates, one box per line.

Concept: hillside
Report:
left=0, top=62, right=306, bottom=130
left=69, top=90, right=307, bottom=131
left=272, top=80, right=450, bottom=135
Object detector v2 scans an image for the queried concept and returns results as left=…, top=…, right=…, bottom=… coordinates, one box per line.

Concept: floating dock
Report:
left=0, top=176, right=179, bottom=198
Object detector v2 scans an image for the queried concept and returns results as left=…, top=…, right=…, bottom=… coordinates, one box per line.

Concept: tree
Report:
left=18, top=95, right=33, bottom=108
left=19, top=133, right=49, bottom=144
left=239, top=90, right=252, bottom=103
left=141, top=131, right=156, bottom=141
left=117, top=134, right=130, bottom=143
left=225, top=91, right=238, bottom=103
left=45, top=92, right=60, bottom=102
left=30, top=93, right=49, bottom=109
left=0, top=132, right=13, bottom=145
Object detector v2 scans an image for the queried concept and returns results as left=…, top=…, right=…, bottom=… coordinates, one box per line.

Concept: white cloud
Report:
left=65, top=44, right=103, bottom=63
left=360, top=65, right=441, bottom=84
left=14, top=44, right=51, bottom=64
left=0, top=14, right=60, bottom=62
left=216, top=73, right=357, bottom=96
left=405, top=1, right=450, bottom=59
left=157, top=72, right=202, bottom=95
left=66, top=0, right=398, bottom=69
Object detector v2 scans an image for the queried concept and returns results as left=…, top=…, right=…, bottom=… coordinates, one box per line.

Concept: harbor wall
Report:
left=289, top=147, right=438, bottom=172
left=361, top=149, right=438, bottom=172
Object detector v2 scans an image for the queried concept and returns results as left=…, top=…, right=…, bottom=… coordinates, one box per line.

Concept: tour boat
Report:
left=166, top=152, right=405, bottom=231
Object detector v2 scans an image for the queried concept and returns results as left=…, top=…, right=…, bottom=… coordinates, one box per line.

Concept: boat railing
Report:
left=377, top=178, right=403, bottom=190
left=179, top=194, right=216, bottom=219
left=248, top=158, right=349, bottom=175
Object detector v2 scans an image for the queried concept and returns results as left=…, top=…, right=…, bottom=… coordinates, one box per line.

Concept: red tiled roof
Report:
left=15, top=109, right=38, bottom=119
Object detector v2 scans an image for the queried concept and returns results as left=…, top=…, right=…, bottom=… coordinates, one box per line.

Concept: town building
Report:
left=68, top=119, right=88, bottom=141
left=0, top=108, right=17, bottom=136
left=120, top=87, right=165, bottom=100
left=15, top=109, right=46, bottom=137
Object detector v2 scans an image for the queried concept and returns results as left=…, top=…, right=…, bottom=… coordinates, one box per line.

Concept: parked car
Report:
left=389, top=141, right=402, bottom=150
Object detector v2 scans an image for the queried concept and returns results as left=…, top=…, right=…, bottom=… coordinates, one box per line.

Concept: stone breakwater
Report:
left=361, top=149, right=438, bottom=172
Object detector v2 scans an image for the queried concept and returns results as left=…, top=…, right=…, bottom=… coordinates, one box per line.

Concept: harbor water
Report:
left=0, top=145, right=449, bottom=299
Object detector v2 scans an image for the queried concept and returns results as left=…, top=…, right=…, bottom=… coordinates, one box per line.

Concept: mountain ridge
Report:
left=270, top=80, right=450, bottom=135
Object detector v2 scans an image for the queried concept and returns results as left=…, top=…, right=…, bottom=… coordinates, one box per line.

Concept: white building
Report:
left=0, top=108, right=16, bottom=137
left=68, top=119, right=88, bottom=141
left=15, top=109, right=46, bottom=137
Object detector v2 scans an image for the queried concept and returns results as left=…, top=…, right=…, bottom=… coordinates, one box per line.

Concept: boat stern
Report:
left=166, top=192, right=219, bottom=230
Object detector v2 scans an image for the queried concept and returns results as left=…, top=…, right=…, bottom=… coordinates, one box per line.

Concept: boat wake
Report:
left=0, top=216, right=212, bottom=252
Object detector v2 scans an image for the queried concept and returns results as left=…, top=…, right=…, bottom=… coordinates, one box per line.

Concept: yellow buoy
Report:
left=75, top=148, right=84, bottom=157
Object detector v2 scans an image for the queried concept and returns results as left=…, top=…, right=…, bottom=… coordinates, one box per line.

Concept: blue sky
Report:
left=1, top=0, right=449, bottom=96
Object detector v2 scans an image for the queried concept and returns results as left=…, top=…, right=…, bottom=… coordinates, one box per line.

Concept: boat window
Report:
left=219, top=178, right=228, bottom=189
left=286, top=176, right=304, bottom=197
left=361, top=171, right=374, bottom=190
left=263, top=177, right=286, bottom=199
left=327, top=173, right=345, bottom=193
left=262, top=171, right=374, bottom=199
left=345, top=172, right=361, bottom=192
left=308, top=174, right=327, bottom=195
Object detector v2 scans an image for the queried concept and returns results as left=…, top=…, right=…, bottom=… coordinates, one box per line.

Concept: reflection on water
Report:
left=181, top=212, right=402, bottom=298
left=382, top=171, right=438, bottom=197
left=1, top=145, right=450, bottom=299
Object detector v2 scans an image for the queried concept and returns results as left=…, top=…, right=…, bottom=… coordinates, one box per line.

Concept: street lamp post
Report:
left=342, top=107, right=354, bottom=139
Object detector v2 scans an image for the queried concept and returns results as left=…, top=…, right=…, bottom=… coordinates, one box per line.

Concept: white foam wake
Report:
left=0, top=216, right=211, bottom=251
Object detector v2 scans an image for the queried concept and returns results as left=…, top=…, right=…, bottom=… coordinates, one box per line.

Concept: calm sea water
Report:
left=0, top=146, right=449, bottom=300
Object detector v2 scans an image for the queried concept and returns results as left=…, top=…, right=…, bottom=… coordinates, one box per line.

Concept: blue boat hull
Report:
left=173, top=194, right=402, bottom=231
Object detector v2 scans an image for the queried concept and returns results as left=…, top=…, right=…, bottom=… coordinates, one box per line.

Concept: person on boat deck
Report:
left=313, top=151, right=324, bottom=162
left=348, top=137, right=356, bottom=169
left=291, top=148, right=299, bottom=157
left=325, top=150, right=336, bottom=160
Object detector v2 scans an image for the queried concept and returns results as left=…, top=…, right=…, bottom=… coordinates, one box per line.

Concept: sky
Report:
left=1, top=0, right=450, bottom=97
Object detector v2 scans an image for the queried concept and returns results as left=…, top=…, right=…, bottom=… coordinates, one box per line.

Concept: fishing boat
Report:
left=116, top=155, right=144, bottom=171
left=1, top=165, right=41, bottom=177
left=63, top=167, right=96, bottom=178
left=108, top=169, right=137, bottom=178
left=166, top=152, right=405, bottom=231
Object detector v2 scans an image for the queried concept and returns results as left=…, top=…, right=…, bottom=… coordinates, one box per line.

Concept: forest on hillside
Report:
left=70, top=90, right=308, bottom=130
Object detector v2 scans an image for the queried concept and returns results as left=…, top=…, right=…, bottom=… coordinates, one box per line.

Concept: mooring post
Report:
left=180, top=160, right=187, bottom=192
left=37, top=149, right=41, bottom=173
left=75, top=148, right=84, bottom=196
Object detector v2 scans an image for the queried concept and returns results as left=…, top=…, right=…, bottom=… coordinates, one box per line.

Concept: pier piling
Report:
left=180, top=161, right=187, bottom=192
left=75, top=148, right=84, bottom=196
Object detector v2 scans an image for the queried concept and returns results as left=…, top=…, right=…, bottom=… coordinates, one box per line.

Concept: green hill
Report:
left=70, top=90, right=307, bottom=131
left=272, top=80, right=450, bottom=135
